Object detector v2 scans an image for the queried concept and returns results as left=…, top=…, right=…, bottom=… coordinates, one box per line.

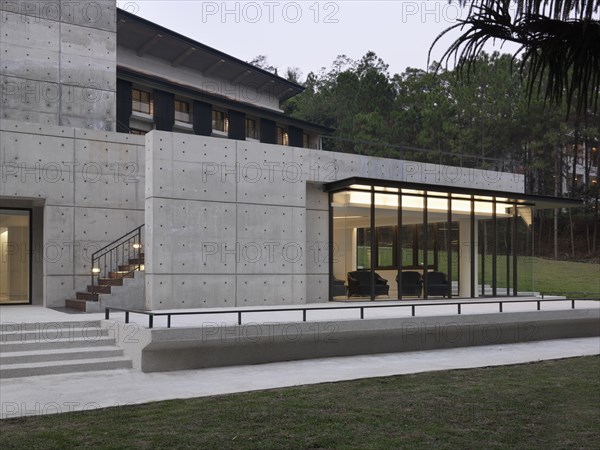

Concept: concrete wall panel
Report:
left=145, top=274, right=235, bottom=309
left=73, top=171, right=141, bottom=209
left=1, top=75, right=60, bottom=116
left=60, top=1, right=117, bottom=33
left=305, top=209, right=329, bottom=275
left=60, top=86, right=115, bottom=131
left=2, top=130, right=73, bottom=165
left=0, top=1, right=116, bottom=129
left=60, top=23, right=116, bottom=60
left=0, top=13, right=60, bottom=51
left=236, top=275, right=294, bottom=306
left=1, top=168, right=74, bottom=204
left=306, top=275, right=328, bottom=303
left=45, top=275, right=76, bottom=308
left=306, top=182, right=328, bottom=211
left=0, top=43, right=59, bottom=82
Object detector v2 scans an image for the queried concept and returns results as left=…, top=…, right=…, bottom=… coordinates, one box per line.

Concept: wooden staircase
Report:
left=66, top=224, right=144, bottom=312
left=66, top=254, right=144, bottom=311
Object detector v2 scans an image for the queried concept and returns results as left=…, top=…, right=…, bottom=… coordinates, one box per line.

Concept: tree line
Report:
left=252, top=52, right=600, bottom=260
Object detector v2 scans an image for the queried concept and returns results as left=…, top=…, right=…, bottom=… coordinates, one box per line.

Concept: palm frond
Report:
left=431, top=0, right=600, bottom=116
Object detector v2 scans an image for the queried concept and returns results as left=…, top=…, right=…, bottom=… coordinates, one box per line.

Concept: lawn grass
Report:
left=2, top=356, right=599, bottom=449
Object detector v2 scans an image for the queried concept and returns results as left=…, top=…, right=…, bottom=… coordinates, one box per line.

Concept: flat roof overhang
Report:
left=117, top=9, right=303, bottom=102
left=324, top=177, right=583, bottom=209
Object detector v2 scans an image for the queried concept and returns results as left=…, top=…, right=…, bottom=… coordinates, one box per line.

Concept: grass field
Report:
left=2, top=357, right=599, bottom=449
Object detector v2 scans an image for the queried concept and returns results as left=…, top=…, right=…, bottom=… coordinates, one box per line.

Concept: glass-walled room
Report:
left=328, top=180, right=535, bottom=301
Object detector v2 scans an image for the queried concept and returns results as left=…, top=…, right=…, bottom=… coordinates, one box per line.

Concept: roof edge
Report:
left=324, top=177, right=583, bottom=209
left=117, top=8, right=305, bottom=97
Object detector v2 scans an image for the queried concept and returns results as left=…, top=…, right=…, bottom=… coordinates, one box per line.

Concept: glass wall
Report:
left=0, top=209, right=30, bottom=304
left=329, top=182, right=536, bottom=301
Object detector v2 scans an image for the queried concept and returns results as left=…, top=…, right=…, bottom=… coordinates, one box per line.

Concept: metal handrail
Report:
left=321, top=136, right=518, bottom=173
left=104, top=297, right=597, bottom=329
left=91, top=224, right=144, bottom=288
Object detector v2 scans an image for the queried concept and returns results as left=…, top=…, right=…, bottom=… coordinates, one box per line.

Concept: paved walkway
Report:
left=1, top=302, right=599, bottom=419
left=1, top=337, right=598, bottom=419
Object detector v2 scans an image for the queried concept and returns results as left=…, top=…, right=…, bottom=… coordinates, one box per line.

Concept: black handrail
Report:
left=105, top=297, right=597, bottom=329
left=321, top=136, right=518, bottom=173
left=91, top=224, right=144, bottom=288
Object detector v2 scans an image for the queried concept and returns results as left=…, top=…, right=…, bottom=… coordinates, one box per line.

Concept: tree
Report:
left=248, top=55, right=277, bottom=74
left=430, top=0, right=600, bottom=116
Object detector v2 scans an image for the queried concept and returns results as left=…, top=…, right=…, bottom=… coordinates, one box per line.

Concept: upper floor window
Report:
left=175, top=100, right=190, bottom=123
left=276, top=126, right=289, bottom=146
left=246, top=118, right=258, bottom=139
left=132, top=89, right=153, bottom=115
left=212, top=110, right=228, bottom=133
left=303, top=133, right=310, bottom=148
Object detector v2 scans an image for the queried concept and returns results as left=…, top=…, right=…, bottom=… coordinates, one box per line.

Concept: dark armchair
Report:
left=396, top=271, right=422, bottom=297
left=425, top=271, right=449, bottom=297
left=333, top=278, right=346, bottom=297
left=347, top=271, right=390, bottom=297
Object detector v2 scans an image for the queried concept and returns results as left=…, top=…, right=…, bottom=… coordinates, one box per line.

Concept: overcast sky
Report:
left=120, top=1, right=520, bottom=79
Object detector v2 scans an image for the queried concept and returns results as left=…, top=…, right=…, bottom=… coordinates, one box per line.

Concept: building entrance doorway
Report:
left=0, top=209, right=31, bottom=304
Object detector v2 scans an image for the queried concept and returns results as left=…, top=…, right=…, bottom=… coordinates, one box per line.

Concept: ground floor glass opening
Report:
left=0, top=209, right=31, bottom=304
left=329, top=181, right=535, bottom=301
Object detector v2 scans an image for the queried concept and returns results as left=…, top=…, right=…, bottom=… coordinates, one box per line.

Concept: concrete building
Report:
left=0, top=2, right=580, bottom=312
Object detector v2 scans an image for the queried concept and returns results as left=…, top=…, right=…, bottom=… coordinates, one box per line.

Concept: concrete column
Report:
left=458, top=219, right=478, bottom=298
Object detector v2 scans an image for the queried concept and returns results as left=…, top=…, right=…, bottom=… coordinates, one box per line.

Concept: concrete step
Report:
left=0, top=356, right=132, bottom=379
left=0, top=346, right=124, bottom=364
left=0, top=327, right=108, bottom=343
left=0, top=321, right=101, bottom=332
left=0, top=336, right=116, bottom=352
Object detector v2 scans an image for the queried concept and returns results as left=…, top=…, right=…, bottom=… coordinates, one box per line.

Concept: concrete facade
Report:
left=0, top=0, right=117, bottom=130
left=0, top=115, right=524, bottom=308
left=144, top=130, right=524, bottom=309
left=0, top=119, right=144, bottom=307
left=0, top=1, right=536, bottom=310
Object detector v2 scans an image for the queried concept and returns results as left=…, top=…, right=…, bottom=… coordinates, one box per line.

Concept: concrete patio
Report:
left=1, top=299, right=598, bottom=419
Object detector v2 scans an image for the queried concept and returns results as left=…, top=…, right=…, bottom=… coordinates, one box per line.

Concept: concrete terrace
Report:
left=1, top=297, right=598, bottom=328
left=1, top=299, right=599, bottom=419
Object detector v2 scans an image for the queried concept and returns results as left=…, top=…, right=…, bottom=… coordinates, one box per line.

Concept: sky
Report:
left=119, top=1, right=520, bottom=80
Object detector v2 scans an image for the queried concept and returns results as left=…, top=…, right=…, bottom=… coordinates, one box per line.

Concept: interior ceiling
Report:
left=0, top=213, right=29, bottom=228
left=332, top=204, right=512, bottom=229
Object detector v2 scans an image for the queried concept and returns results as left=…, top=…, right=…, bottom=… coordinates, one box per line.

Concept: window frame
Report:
left=132, top=88, right=153, bottom=115
left=212, top=109, right=228, bottom=133
left=174, top=99, right=191, bottom=123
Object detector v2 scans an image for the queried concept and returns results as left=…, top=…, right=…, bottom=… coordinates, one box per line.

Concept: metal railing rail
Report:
left=104, top=298, right=595, bottom=329
left=91, top=224, right=144, bottom=288
left=321, top=136, right=518, bottom=173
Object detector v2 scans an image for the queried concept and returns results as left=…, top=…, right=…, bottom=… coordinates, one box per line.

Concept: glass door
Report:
left=0, top=209, right=31, bottom=304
